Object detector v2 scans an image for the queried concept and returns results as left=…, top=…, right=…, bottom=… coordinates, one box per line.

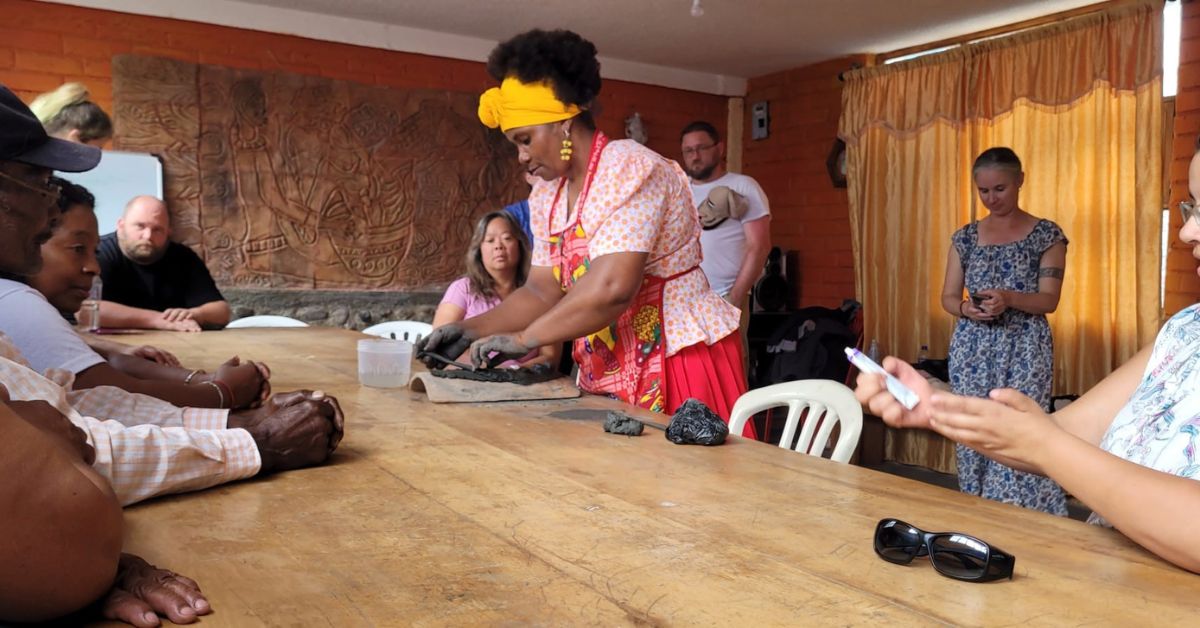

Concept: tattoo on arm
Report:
left=1038, top=267, right=1065, bottom=280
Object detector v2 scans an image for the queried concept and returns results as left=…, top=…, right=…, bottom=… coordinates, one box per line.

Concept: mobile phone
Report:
left=844, top=347, right=920, bottom=410
left=970, top=293, right=986, bottom=307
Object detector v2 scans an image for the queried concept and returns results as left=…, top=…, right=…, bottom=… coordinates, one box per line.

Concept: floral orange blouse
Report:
left=529, top=138, right=739, bottom=356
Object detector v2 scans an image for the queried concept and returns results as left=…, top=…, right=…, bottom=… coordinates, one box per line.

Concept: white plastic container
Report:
left=357, top=338, right=413, bottom=388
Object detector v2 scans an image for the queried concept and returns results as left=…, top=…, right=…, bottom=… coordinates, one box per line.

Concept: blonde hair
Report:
left=29, top=83, right=113, bottom=143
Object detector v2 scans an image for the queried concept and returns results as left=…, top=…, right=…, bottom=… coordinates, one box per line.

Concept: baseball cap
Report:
left=698, top=185, right=749, bottom=230
left=0, top=84, right=100, bottom=172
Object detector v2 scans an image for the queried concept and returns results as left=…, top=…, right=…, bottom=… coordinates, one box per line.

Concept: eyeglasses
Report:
left=681, top=143, right=717, bottom=157
left=1180, top=200, right=1199, bottom=226
left=0, top=169, right=62, bottom=204
left=873, top=518, right=1015, bottom=582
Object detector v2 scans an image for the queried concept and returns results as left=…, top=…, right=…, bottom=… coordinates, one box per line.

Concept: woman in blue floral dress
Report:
left=856, top=144, right=1200, bottom=572
left=940, top=147, right=1069, bottom=515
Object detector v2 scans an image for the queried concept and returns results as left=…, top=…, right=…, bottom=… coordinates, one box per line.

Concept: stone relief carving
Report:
left=113, top=55, right=525, bottom=290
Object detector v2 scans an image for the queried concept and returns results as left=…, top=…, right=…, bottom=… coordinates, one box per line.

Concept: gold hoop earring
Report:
left=560, top=137, right=574, bottom=161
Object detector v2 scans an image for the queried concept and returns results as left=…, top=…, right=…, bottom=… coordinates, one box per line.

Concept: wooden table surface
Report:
left=96, top=328, right=1196, bottom=626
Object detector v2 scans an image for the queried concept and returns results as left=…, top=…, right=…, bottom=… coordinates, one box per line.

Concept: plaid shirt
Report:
left=0, top=333, right=260, bottom=505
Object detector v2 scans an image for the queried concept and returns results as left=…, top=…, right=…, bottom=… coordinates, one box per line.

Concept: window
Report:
left=1165, top=0, right=1181, bottom=97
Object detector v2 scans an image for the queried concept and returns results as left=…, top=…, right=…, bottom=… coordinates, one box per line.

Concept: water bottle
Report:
left=80, top=276, right=102, bottom=332
left=867, top=338, right=881, bottom=363
left=917, top=344, right=929, bottom=363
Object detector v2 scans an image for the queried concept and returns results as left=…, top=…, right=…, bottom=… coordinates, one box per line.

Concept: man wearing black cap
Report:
left=0, top=83, right=213, bottom=627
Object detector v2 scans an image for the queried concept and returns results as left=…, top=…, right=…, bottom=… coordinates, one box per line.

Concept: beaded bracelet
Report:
left=959, top=300, right=968, bottom=317
left=204, top=381, right=226, bottom=408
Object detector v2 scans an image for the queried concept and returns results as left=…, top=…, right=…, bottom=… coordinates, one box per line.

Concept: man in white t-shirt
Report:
left=681, top=121, right=771, bottom=374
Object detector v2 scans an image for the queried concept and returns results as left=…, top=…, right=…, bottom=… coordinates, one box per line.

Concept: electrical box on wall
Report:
left=751, top=101, right=769, bottom=140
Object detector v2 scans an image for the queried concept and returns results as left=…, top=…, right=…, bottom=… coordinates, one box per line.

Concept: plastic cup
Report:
left=357, top=339, right=413, bottom=388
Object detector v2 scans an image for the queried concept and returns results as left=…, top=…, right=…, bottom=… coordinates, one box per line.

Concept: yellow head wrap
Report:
left=478, top=77, right=582, bottom=132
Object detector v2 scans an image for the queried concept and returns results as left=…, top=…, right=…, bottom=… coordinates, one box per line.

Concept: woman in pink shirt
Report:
left=433, top=211, right=559, bottom=368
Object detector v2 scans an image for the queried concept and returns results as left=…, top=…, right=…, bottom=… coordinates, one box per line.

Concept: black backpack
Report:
left=761, top=302, right=860, bottom=386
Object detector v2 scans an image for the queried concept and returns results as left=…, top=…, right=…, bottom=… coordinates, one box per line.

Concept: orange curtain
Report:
left=839, top=0, right=1163, bottom=398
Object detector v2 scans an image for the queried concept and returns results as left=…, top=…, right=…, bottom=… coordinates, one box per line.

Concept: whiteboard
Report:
left=59, top=150, right=164, bottom=236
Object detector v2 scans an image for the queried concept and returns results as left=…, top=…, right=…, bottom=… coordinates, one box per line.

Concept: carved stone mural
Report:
left=112, top=55, right=525, bottom=291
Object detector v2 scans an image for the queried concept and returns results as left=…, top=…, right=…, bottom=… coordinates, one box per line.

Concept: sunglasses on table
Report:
left=873, top=518, right=1015, bottom=582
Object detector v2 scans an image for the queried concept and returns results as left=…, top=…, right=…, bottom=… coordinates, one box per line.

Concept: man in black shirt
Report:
left=97, top=195, right=230, bottom=331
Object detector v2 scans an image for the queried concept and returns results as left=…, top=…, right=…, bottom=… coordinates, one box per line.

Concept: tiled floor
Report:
left=864, top=461, right=1091, bottom=521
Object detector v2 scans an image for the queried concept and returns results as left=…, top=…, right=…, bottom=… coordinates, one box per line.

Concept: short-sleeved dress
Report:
left=529, top=139, right=740, bottom=357
left=948, top=219, right=1069, bottom=515
left=1091, top=304, right=1200, bottom=525
left=527, top=138, right=746, bottom=421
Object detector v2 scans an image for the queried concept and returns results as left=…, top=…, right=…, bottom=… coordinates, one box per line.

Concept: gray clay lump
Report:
left=603, top=411, right=645, bottom=436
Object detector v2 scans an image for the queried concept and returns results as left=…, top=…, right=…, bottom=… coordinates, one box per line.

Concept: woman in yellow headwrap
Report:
left=419, top=29, right=752, bottom=434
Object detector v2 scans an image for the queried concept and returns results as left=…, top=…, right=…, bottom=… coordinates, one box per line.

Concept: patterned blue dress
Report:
left=948, top=219, right=1068, bottom=515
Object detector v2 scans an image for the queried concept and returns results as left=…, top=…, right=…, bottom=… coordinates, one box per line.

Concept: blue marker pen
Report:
left=844, top=347, right=920, bottom=410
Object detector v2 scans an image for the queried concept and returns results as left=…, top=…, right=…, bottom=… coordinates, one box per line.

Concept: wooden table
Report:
left=98, top=328, right=1195, bottom=626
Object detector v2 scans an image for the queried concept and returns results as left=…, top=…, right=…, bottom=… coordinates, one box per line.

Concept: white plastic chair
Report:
left=728, top=380, right=863, bottom=463
left=362, top=320, right=433, bottom=342
left=226, top=315, right=309, bottom=328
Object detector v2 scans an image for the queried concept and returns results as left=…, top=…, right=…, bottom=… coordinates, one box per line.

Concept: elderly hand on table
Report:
left=229, top=389, right=345, bottom=472
left=100, top=553, right=210, bottom=627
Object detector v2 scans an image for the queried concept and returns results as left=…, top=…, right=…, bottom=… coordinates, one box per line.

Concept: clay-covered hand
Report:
left=469, top=333, right=533, bottom=369
left=927, top=388, right=1060, bottom=472
left=853, top=357, right=936, bottom=431
left=124, top=345, right=181, bottom=367
left=2, top=384, right=95, bottom=465
left=212, top=356, right=268, bottom=409
left=100, top=553, right=211, bottom=627
left=417, top=323, right=478, bottom=369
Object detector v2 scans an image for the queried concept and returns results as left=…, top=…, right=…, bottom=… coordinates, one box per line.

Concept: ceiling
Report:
left=230, top=0, right=1103, bottom=77
left=52, top=0, right=1105, bottom=94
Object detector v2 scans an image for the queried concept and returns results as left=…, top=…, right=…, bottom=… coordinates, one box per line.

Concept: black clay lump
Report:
left=665, top=398, right=728, bottom=446
left=603, top=411, right=645, bottom=436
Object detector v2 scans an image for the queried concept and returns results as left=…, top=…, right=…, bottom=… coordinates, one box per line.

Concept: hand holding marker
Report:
left=844, top=347, right=920, bottom=410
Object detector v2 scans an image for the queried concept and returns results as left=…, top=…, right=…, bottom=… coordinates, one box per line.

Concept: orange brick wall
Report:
left=0, top=0, right=725, bottom=163
left=1167, top=0, right=1200, bottom=316
left=742, top=57, right=860, bottom=308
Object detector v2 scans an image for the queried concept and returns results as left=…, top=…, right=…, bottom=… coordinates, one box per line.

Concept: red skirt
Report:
left=664, top=332, right=756, bottom=439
